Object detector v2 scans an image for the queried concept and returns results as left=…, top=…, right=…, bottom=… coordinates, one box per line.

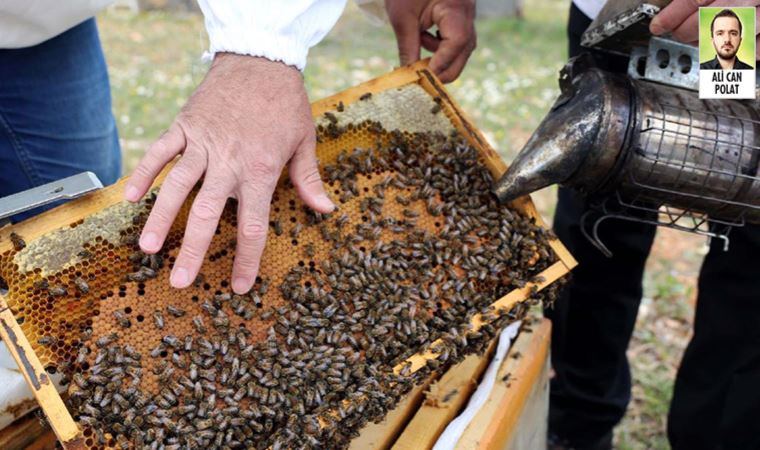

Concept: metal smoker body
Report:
left=495, top=2, right=760, bottom=254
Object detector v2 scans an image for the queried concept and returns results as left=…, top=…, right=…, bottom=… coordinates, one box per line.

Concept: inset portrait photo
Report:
left=699, top=7, right=756, bottom=99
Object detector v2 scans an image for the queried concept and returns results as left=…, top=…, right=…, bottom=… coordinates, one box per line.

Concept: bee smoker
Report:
left=494, top=1, right=760, bottom=255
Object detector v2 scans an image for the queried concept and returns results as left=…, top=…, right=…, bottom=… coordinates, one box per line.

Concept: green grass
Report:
left=616, top=258, right=695, bottom=449
left=98, top=10, right=208, bottom=170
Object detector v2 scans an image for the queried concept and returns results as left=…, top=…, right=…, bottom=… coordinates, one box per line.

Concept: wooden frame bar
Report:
left=0, top=300, right=84, bottom=448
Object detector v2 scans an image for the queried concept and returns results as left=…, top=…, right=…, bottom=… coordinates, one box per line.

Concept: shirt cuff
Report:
left=202, top=24, right=310, bottom=70
left=198, top=0, right=347, bottom=71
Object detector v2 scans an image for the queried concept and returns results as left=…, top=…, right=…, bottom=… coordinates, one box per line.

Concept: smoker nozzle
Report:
left=493, top=69, right=629, bottom=203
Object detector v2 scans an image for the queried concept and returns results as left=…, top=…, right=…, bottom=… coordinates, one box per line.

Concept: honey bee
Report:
left=113, top=310, right=131, bottom=329
left=324, top=112, right=338, bottom=125
left=192, top=316, right=206, bottom=334
left=290, top=223, right=303, bottom=239
left=74, top=278, right=89, bottom=294
left=48, top=286, right=67, bottom=297
left=95, top=332, right=118, bottom=348
left=37, top=335, right=57, bottom=346
left=153, top=310, right=165, bottom=330
left=9, top=232, right=25, bottom=251
left=166, top=305, right=186, bottom=317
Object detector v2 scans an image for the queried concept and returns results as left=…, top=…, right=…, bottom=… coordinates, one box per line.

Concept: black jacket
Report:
left=700, top=55, right=754, bottom=70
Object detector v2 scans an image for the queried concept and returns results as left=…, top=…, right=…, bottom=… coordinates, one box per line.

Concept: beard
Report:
left=716, top=44, right=739, bottom=60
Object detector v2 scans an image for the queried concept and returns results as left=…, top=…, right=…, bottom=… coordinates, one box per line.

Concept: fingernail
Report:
left=171, top=267, right=190, bottom=288
left=125, top=184, right=140, bottom=202
left=316, top=193, right=336, bottom=212
left=140, top=232, right=160, bottom=252
left=232, top=277, right=249, bottom=294
left=650, top=21, right=665, bottom=35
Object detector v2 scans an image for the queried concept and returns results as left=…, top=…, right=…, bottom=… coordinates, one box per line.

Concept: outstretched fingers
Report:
left=169, top=171, right=234, bottom=289
left=139, top=150, right=206, bottom=254
left=125, top=124, right=186, bottom=202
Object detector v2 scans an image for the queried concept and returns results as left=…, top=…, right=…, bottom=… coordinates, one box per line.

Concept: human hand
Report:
left=385, top=0, right=476, bottom=83
left=650, top=0, right=760, bottom=58
left=124, top=53, right=335, bottom=295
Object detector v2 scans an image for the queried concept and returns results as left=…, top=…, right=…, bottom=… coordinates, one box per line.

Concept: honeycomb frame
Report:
left=0, top=61, right=576, bottom=449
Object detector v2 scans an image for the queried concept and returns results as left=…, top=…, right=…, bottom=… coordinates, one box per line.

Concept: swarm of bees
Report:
left=58, top=129, right=560, bottom=449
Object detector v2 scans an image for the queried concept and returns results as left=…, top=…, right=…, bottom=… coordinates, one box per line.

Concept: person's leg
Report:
left=546, top=4, right=656, bottom=449
left=0, top=18, right=121, bottom=223
left=668, top=224, right=760, bottom=450
left=547, top=188, right=656, bottom=449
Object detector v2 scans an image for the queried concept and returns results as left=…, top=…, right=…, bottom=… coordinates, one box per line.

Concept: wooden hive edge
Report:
left=457, top=319, right=552, bottom=449
left=349, top=376, right=434, bottom=450
left=391, top=337, right=499, bottom=450
left=0, top=298, right=82, bottom=447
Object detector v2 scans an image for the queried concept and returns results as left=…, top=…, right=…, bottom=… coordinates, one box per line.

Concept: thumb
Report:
left=289, top=136, right=336, bottom=214
left=389, top=11, right=422, bottom=66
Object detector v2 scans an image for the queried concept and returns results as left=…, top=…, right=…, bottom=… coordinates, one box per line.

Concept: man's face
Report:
left=712, top=16, right=742, bottom=60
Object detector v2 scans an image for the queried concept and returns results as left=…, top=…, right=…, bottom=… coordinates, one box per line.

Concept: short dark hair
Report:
left=711, top=9, right=742, bottom=36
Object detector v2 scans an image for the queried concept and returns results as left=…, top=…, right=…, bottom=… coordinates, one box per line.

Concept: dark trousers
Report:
left=545, top=4, right=760, bottom=450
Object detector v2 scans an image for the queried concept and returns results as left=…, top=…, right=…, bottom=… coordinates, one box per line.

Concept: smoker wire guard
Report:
left=0, top=61, right=577, bottom=449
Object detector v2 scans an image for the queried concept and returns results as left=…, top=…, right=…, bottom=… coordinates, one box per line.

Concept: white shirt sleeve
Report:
left=0, top=0, right=114, bottom=49
left=197, top=0, right=347, bottom=71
